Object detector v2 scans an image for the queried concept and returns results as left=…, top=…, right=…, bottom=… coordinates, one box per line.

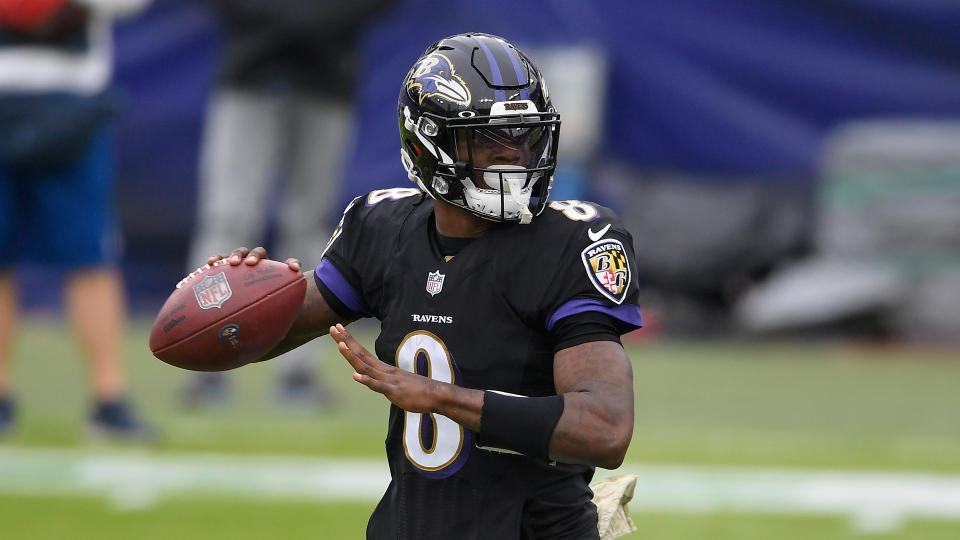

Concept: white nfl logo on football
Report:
left=193, top=272, right=232, bottom=309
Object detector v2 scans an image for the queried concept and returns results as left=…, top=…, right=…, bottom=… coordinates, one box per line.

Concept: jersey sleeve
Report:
left=314, top=188, right=422, bottom=320
left=539, top=204, right=643, bottom=336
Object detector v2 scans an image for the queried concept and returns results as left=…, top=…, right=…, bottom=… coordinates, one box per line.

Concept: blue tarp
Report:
left=115, top=0, right=960, bottom=198
left=104, top=0, right=960, bottom=308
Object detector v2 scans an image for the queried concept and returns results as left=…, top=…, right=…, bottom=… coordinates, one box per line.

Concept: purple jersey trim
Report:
left=546, top=298, right=643, bottom=332
left=315, top=259, right=371, bottom=317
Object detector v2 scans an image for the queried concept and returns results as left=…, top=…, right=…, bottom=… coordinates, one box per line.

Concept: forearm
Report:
left=549, top=341, right=635, bottom=469
left=433, top=341, right=635, bottom=468
left=430, top=384, right=598, bottom=463
left=257, top=276, right=348, bottom=362
left=548, top=391, right=634, bottom=468
left=460, top=386, right=631, bottom=467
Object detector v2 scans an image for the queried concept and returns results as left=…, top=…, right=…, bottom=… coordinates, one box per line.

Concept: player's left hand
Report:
left=330, top=323, right=439, bottom=414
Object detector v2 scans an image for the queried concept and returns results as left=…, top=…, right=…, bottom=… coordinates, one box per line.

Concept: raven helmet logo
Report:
left=426, top=270, right=445, bottom=296
left=193, top=272, right=232, bottom=309
left=581, top=240, right=631, bottom=304
left=406, top=53, right=471, bottom=106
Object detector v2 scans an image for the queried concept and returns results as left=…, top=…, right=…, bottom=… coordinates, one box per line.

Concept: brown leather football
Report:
left=149, top=259, right=306, bottom=371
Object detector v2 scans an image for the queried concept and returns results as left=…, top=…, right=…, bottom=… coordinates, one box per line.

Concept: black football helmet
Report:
left=398, top=33, right=561, bottom=224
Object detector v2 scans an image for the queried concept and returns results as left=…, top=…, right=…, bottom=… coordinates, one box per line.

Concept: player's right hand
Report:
left=208, top=246, right=301, bottom=272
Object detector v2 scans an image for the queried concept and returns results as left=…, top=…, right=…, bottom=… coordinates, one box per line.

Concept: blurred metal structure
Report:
left=737, top=120, right=960, bottom=341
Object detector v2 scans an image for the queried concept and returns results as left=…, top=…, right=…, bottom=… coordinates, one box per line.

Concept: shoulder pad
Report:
left=540, top=200, right=626, bottom=239
left=539, top=200, right=636, bottom=306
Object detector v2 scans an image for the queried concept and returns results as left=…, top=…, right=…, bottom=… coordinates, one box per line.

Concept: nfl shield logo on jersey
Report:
left=426, top=270, right=445, bottom=297
left=193, top=272, right=232, bottom=309
left=581, top=239, right=631, bottom=304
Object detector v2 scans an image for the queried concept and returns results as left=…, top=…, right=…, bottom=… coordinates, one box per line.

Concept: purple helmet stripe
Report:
left=546, top=298, right=643, bottom=332
left=474, top=37, right=507, bottom=102
left=499, top=41, right=531, bottom=101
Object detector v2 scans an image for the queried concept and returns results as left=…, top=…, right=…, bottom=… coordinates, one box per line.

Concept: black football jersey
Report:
left=315, top=188, right=643, bottom=540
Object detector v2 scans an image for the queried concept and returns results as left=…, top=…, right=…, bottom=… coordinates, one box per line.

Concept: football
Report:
left=149, top=259, right=307, bottom=371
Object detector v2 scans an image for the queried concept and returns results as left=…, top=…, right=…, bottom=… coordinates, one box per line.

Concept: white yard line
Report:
left=2, top=447, right=960, bottom=532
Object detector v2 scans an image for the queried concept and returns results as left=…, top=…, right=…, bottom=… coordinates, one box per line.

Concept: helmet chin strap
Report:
left=506, top=177, right=533, bottom=224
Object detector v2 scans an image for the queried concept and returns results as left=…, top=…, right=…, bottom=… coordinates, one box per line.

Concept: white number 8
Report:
left=549, top=200, right=598, bottom=221
left=396, top=331, right=469, bottom=477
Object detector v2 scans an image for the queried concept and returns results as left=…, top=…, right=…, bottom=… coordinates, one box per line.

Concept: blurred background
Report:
left=2, top=0, right=959, bottom=539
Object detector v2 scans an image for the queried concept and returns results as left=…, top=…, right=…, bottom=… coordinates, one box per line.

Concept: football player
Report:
left=212, top=33, right=642, bottom=539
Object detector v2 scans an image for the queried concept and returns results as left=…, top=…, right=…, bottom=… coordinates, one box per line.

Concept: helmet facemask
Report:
left=410, top=105, right=560, bottom=224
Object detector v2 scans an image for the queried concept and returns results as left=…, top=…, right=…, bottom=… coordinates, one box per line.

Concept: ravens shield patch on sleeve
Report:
left=581, top=239, right=631, bottom=304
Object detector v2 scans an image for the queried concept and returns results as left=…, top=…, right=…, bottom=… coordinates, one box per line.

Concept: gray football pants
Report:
left=188, top=88, right=351, bottom=377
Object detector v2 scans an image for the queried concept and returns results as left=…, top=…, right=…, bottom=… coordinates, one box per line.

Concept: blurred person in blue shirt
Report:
left=0, top=0, right=153, bottom=439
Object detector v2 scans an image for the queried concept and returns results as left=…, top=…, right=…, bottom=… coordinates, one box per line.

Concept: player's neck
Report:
left=433, top=200, right=494, bottom=238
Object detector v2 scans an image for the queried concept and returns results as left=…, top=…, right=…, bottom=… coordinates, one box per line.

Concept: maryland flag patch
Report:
left=581, top=239, right=631, bottom=304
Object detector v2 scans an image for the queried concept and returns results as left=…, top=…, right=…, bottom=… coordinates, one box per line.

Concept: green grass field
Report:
left=1, top=318, right=959, bottom=539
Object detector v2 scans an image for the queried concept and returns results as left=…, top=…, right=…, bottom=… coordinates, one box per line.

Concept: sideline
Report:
left=1, top=447, right=959, bottom=532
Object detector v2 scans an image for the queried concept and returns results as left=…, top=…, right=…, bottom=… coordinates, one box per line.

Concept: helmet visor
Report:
left=453, top=123, right=554, bottom=173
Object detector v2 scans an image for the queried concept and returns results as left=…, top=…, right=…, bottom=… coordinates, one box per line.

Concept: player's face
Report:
left=454, top=127, right=542, bottom=189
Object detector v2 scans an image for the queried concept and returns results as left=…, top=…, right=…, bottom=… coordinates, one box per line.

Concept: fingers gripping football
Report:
left=330, top=324, right=438, bottom=414
left=207, top=246, right=300, bottom=271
